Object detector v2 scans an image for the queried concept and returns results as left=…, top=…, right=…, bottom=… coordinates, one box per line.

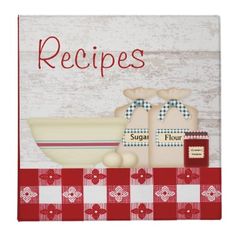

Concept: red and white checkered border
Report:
left=18, top=167, right=221, bottom=221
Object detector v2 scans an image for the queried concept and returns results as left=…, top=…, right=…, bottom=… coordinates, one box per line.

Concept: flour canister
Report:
left=149, top=88, right=198, bottom=167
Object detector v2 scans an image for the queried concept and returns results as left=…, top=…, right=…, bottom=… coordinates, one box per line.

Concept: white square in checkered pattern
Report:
left=39, top=186, right=62, bottom=204
left=84, top=186, right=107, bottom=204
left=177, top=185, right=200, bottom=203
left=130, top=185, right=153, bottom=203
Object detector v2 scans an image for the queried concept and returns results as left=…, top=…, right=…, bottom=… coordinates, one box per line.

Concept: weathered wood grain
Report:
left=20, top=16, right=220, bottom=52
left=20, top=52, right=220, bottom=119
left=19, top=16, right=221, bottom=168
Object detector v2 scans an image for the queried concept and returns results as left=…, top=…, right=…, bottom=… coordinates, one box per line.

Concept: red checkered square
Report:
left=130, top=203, right=153, bottom=220
left=200, top=202, right=221, bottom=219
left=19, top=169, right=38, bottom=186
left=200, top=185, right=221, bottom=203
left=19, top=186, right=39, bottom=204
left=200, top=168, right=221, bottom=185
left=107, top=168, right=130, bottom=185
left=108, top=185, right=130, bottom=203
left=107, top=203, right=130, bottom=220
left=153, top=203, right=177, bottom=220
left=154, top=185, right=176, bottom=203
left=62, top=169, right=83, bottom=186
left=153, top=168, right=176, bottom=185
left=38, top=169, right=61, bottom=186
left=84, top=168, right=106, bottom=186
left=62, top=186, right=83, bottom=204
left=177, top=203, right=200, bottom=219
left=130, top=168, right=153, bottom=185
left=18, top=204, right=39, bottom=221
left=84, top=203, right=107, bottom=220
left=39, top=204, right=62, bottom=221
left=177, top=168, right=200, bottom=184
left=62, top=204, right=84, bottom=220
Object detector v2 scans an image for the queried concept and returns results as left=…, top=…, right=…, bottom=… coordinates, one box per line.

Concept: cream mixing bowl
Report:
left=28, top=117, right=128, bottom=168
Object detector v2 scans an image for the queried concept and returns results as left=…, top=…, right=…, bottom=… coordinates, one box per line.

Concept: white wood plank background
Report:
left=19, top=16, right=220, bottom=168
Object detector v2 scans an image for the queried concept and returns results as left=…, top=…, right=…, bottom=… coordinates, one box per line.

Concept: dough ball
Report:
left=102, top=152, right=123, bottom=168
left=121, top=152, right=138, bottom=168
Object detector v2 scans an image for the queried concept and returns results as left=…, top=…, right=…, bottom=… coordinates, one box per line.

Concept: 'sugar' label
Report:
left=189, top=146, right=204, bottom=158
left=123, top=128, right=149, bottom=147
left=156, top=129, right=189, bottom=147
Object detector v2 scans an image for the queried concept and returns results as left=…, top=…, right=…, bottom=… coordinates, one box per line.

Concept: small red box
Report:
left=184, top=131, right=209, bottom=167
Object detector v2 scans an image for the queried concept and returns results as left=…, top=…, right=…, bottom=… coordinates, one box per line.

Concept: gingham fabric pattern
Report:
left=184, top=131, right=209, bottom=140
left=156, top=129, right=189, bottom=147
left=125, top=99, right=152, bottom=119
left=158, top=99, right=190, bottom=120
left=122, top=128, right=149, bottom=147
left=124, top=128, right=149, bottom=133
left=18, top=167, right=221, bottom=221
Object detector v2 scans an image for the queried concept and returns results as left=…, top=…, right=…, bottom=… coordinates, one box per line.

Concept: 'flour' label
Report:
left=123, top=128, right=149, bottom=147
left=156, top=128, right=189, bottom=147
